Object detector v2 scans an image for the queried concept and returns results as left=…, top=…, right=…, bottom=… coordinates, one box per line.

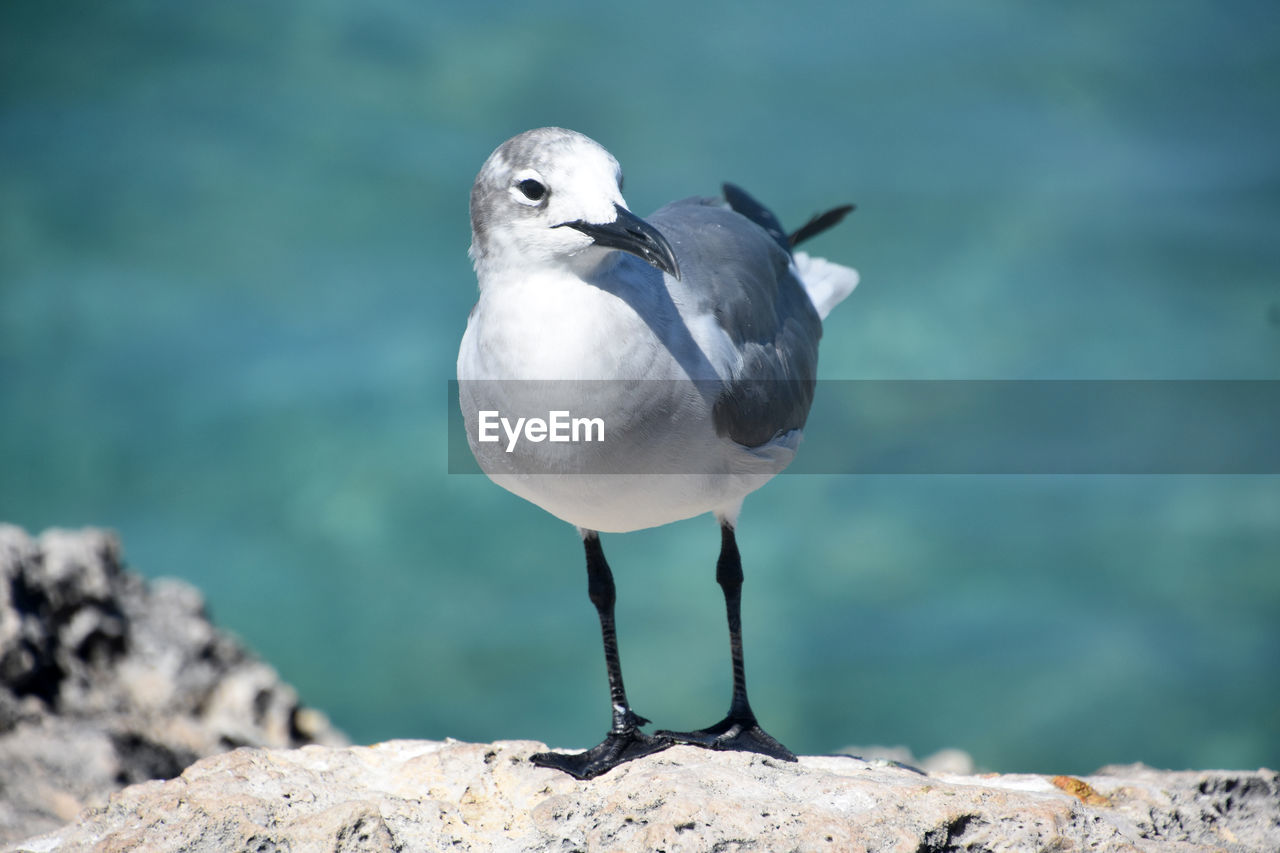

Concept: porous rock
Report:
left=12, top=739, right=1279, bottom=852
left=0, top=525, right=345, bottom=844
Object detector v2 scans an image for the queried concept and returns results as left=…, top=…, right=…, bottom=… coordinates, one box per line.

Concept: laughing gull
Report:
left=457, top=127, right=857, bottom=779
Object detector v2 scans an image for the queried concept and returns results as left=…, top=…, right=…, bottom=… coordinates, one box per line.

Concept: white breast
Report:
left=457, top=266, right=796, bottom=533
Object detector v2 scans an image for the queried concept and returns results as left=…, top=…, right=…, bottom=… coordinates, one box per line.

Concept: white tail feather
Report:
left=793, top=251, right=859, bottom=321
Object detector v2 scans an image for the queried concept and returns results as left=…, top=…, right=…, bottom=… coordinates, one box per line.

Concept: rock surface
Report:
left=12, top=738, right=1280, bottom=852
left=6, top=525, right=1277, bottom=851
left=0, top=525, right=345, bottom=844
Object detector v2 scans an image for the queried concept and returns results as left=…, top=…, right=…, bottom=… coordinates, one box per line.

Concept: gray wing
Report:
left=648, top=197, right=823, bottom=449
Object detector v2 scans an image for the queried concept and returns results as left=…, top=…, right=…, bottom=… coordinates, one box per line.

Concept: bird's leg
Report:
left=530, top=532, right=672, bottom=779
left=657, top=522, right=798, bottom=762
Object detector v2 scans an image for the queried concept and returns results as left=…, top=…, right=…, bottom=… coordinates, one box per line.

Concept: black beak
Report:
left=558, top=204, right=681, bottom=279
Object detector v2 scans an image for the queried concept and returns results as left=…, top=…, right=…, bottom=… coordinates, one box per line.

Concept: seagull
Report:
left=457, top=127, right=858, bottom=779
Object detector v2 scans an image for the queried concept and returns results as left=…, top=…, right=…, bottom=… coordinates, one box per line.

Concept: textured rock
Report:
left=0, top=525, right=345, bottom=844
left=11, top=739, right=1279, bottom=852
left=6, top=525, right=1277, bottom=850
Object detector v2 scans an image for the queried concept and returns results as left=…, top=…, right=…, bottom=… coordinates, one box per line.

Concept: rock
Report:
left=837, top=744, right=977, bottom=776
left=11, top=739, right=1279, bottom=852
left=6, top=524, right=1276, bottom=850
left=0, top=525, right=346, bottom=845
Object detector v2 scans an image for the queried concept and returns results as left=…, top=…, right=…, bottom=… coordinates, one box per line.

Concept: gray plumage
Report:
left=646, top=198, right=821, bottom=448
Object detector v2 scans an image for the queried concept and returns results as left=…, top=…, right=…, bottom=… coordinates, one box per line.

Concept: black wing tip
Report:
left=722, top=183, right=790, bottom=252
left=788, top=203, right=856, bottom=248
left=723, top=182, right=856, bottom=251
left=721, top=182, right=753, bottom=207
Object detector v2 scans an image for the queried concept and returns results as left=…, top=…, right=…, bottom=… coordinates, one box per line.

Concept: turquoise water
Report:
left=3, top=2, right=1278, bottom=773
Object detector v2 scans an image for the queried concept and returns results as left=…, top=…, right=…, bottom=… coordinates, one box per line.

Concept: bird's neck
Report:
left=473, top=247, right=626, bottom=296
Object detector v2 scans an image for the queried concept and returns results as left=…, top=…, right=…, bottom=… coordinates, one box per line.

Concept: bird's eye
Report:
left=516, top=178, right=546, bottom=202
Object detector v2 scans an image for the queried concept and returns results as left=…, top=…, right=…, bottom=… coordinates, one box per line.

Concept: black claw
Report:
left=530, top=729, right=674, bottom=780
left=657, top=715, right=797, bottom=762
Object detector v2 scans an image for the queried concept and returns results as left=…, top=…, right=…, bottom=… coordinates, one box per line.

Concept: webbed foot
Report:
left=657, top=714, right=797, bottom=762
left=531, top=727, right=673, bottom=779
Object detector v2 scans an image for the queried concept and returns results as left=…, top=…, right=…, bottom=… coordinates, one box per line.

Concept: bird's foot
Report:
left=657, top=714, right=797, bottom=762
left=530, top=725, right=673, bottom=780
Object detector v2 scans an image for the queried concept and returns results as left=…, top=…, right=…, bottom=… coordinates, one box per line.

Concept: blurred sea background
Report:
left=2, top=1, right=1277, bottom=775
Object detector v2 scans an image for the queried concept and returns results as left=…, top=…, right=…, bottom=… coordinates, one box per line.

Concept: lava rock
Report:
left=11, top=739, right=1278, bottom=852
left=0, top=525, right=345, bottom=844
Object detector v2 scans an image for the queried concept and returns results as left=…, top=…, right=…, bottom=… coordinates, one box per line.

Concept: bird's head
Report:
left=469, top=127, right=680, bottom=282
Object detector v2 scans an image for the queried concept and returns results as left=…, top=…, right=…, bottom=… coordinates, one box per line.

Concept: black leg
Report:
left=657, top=522, right=797, bottom=761
left=530, top=532, right=672, bottom=778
